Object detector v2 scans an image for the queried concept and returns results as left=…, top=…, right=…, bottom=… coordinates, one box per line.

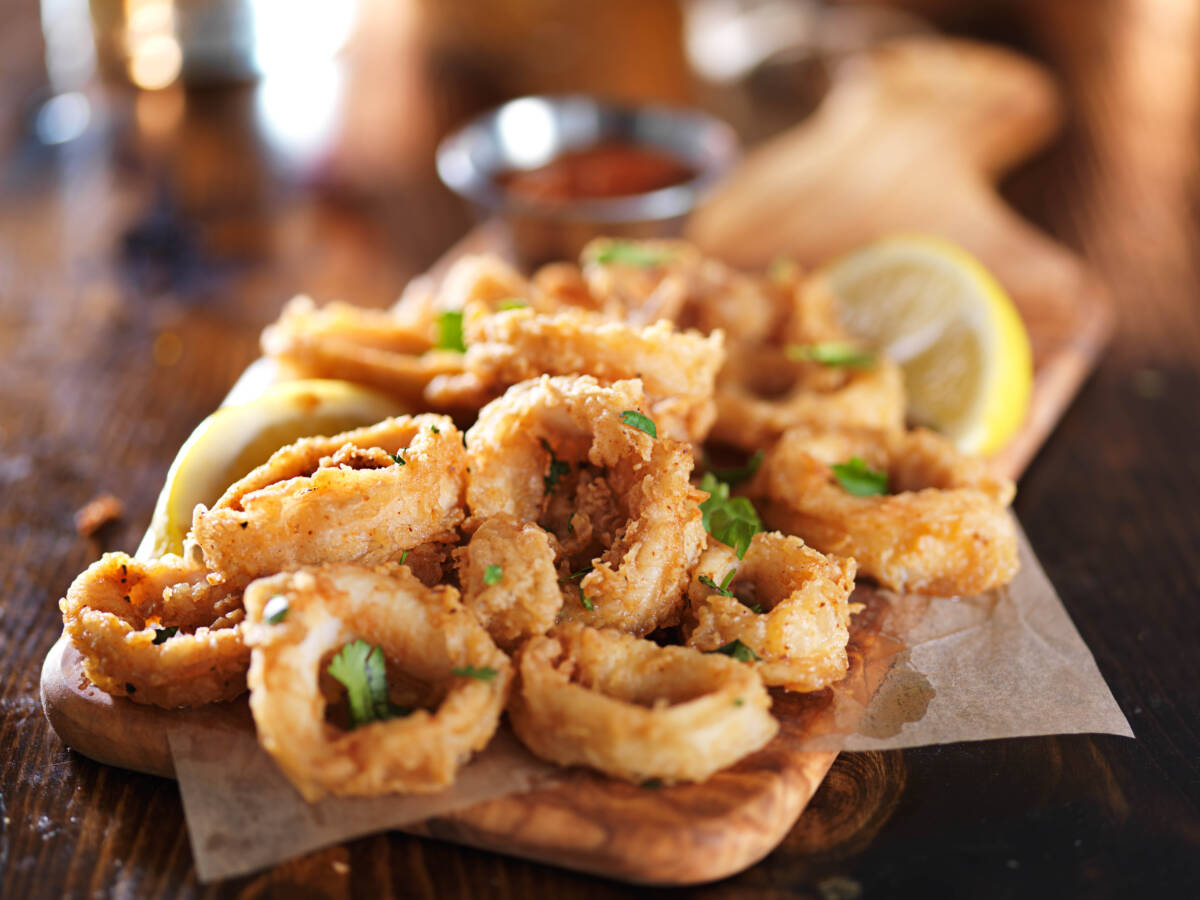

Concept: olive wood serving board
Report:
left=42, top=37, right=1109, bottom=886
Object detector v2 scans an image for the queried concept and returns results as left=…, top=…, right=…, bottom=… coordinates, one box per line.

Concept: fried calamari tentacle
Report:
left=192, top=415, right=466, bottom=585
left=466, top=376, right=706, bottom=635
left=59, top=552, right=249, bottom=707
left=509, top=623, right=778, bottom=784
left=685, top=533, right=857, bottom=692
left=751, top=425, right=1019, bottom=596
left=426, top=308, right=725, bottom=443
left=454, top=513, right=562, bottom=652
left=243, top=563, right=511, bottom=801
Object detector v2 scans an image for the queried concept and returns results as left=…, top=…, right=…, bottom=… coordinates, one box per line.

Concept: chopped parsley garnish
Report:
left=619, top=409, right=657, bottom=438
left=151, top=625, right=178, bottom=645
left=786, top=341, right=876, bottom=369
left=399, top=550, right=409, bottom=566
left=591, top=241, right=674, bottom=267
left=733, top=697, right=745, bottom=707
left=263, top=595, right=289, bottom=624
left=698, top=569, right=736, bottom=597
left=429, top=424, right=440, bottom=434
left=496, top=298, right=526, bottom=310
left=580, top=588, right=595, bottom=611
left=560, top=567, right=593, bottom=583
left=451, top=665, right=498, bottom=682
left=706, top=639, right=760, bottom=662
left=707, top=450, right=764, bottom=486
left=745, top=602, right=764, bottom=614
left=434, top=310, right=467, bottom=352
left=389, top=450, right=406, bottom=466
left=483, top=564, right=503, bottom=586
left=698, top=472, right=762, bottom=559
left=327, top=640, right=409, bottom=729
left=540, top=438, right=571, bottom=494
left=832, top=457, right=889, bottom=496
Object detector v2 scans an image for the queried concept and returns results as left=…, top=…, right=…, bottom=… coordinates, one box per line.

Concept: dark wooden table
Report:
left=3, top=1, right=1198, bottom=897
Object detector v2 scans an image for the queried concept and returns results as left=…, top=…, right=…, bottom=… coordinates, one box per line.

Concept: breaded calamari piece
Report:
left=192, top=415, right=466, bottom=585
left=509, top=623, right=778, bottom=784
left=466, top=376, right=707, bottom=635
left=60, top=552, right=248, bottom=707
left=685, top=533, right=857, bottom=692
left=751, top=426, right=1019, bottom=596
left=244, top=563, right=511, bottom=800
left=454, top=513, right=562, bottom=652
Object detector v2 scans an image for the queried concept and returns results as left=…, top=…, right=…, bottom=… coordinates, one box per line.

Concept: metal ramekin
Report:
left=436, top=94, right=739, bottom=266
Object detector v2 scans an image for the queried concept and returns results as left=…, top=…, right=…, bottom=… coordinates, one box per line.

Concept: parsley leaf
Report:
left=263, top=595, right=289, bottom=624
left=496, top=298, right=526, bottom=310
left=580, top=588, right=595, bottom=611
left=786, top=341, right=876, bottom=368
left=745, top=602, right=764, bottom=614
left=429, top=424, right=440, bottom=434
left=434, top=310, right=466, bottom=352
left=698, top=472, right=762, bottom=559
left=698, top=568, right=737, bottom=598
left=560, top=567, right=593, bottom=583
left=707, top=450, right=764, bottom=486
left=151, top=625, right=178, bottom=645
left=832, top=457, right=889, bottom=496
left=327, top=640, right=407, bottom=729
left=619, top=409, right=657, bottom=438
left=451, top=665, right=498, bottom=682
left=540, top=438, right=571, bottom=494
left=706, top=639, right=760, bottom=662
left=591, top=241, right=674, bottom=267
left=389, top=450, right=406, bottom=465
left=483, top=564, right=503, bottom=586
left=399, top=550, right=409, bottom=565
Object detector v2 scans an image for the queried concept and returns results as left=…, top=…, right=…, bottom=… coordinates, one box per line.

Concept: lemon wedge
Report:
left=137, top=379, right=409, bottom=559
left=821, top=234, right=1033, bottom=456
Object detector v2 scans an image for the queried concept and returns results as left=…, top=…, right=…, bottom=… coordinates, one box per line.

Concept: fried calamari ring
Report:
left=711, top=343, right=906, bottom=450
left=580, top=238, right=777, bottom=343
left=243, top=563, right=511, bottom=801
left=685, top=533, right=857, bottom=692
left=454, top=513, right=562, bottom=652
left=261, top=296, right=464, bottom=406
left=193, top=415, right=466, bottom=585
left=466, top=375, right=707, bottom=635
left=60, top=552, right=248, bottom=707
left=752, top=425, right=1019, bottom=596
left=509, top=623, right=778, bottom=783
left=426, top=308, right=724, bottom=443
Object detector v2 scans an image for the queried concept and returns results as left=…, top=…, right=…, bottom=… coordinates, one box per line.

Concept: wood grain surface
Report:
left=4, top=0, right=1200, bottom=897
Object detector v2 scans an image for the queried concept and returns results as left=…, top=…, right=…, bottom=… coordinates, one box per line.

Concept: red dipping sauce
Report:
left=496, top=142, right=696, bottom=203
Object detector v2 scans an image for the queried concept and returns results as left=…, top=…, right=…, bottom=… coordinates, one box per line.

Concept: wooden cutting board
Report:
left=41, top=37, right=1110, bottom=886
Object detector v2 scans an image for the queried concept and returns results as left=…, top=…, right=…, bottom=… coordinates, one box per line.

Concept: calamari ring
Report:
left=508, top=622, right=778, bottom=783
left=454, top=513, right=562, bottom=652
left=466, top=375, right=707, bottom=635
left=685, top=533, right=857, bottom=692
left=192, top=415, right=466, bottom=585
left=261, top=296, right=464, bottom=407
left=579, top=238, right=777, bottom=343
left=711, top=343, right=906, bottom=451
left=243, top=563, right=511, bottom=801
left=426, top=308, right=724, bottom=443
left=59, top=552, right=248, bottom=707
left=751, top=425, right=1019, bottom=596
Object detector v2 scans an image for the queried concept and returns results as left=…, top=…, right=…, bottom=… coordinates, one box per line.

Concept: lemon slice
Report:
left=821, top=234, right=1033, bottom=456
left=137, top=379, right=409, bottom=559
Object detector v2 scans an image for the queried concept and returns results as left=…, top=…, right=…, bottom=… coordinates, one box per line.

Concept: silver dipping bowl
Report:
left=436, top=94, right=739, bottom=267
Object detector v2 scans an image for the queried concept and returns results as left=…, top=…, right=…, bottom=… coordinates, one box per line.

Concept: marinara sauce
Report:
left=496, top=143, right=695, bottom=202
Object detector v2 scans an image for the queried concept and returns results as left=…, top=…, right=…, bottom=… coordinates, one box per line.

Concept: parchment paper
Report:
left=171, top=522, right=1131, bottom=882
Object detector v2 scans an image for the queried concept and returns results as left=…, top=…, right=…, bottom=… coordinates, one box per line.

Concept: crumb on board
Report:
left=74, top=493, right=125, bottom=536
